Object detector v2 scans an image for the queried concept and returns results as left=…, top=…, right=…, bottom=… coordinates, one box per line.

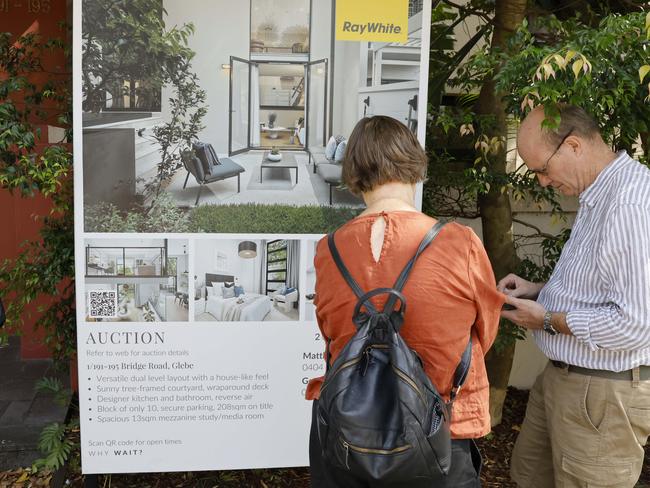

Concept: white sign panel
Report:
left=73, top=0, right=431, bottom=474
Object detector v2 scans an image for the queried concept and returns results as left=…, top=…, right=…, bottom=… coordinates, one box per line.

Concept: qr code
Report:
left=88, top=291, right=117, bottom=318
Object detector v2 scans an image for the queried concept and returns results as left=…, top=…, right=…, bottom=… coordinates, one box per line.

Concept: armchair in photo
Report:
left=181, top=142, right=245, bottom=205
left=270, top=286, right=298, bottom=313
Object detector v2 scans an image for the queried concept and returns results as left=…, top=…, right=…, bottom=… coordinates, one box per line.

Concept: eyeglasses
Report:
left=529, top=127, right=574, bottom=175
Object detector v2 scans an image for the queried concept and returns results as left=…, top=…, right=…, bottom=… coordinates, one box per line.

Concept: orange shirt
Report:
left=306, top=211, right=505, bottom=439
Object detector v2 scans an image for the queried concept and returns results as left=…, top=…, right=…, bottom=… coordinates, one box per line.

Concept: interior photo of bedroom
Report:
left=82, top=0, right=428, bottom=233
left=84, top=238, right=190, bottom=322
left=194, top=239, right=300, bottom=322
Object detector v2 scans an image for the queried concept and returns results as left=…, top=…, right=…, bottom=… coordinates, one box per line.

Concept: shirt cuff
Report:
left=566, top=310, right=598, bottom=351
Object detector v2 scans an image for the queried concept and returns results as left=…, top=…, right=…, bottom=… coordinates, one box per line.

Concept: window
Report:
left=266, top=240, right=288, bottom=293
left=85, top=246, right=167, bottom=277
left=251, top=0, right=310, bottom=55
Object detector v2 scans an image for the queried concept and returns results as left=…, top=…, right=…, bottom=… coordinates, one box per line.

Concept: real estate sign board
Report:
left=74, top=0, right=432, bottom=474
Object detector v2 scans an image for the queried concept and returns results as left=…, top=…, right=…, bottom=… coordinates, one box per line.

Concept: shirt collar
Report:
left=579, top=150, right=631, bottom=207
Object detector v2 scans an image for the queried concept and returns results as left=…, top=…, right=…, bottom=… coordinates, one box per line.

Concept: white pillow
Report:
left=334, top=139, right=347, bottom=163
left=206, top=286, right=217, bottom=297
left=222, top=286, right=236, bottom=299
left=324, top=136, right=337, bottom=160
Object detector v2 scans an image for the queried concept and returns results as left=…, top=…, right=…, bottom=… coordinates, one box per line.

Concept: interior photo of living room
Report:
left=84, top=238, right=190, bottom=322
left=81, top=0, right=429, bottom=233
left=194, top=238, right=300, bottom=322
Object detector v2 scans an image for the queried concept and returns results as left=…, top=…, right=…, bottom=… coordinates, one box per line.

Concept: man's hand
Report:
left=500, top=296, right=545, bottom=329
left=497, top=273, right=545, bottom=300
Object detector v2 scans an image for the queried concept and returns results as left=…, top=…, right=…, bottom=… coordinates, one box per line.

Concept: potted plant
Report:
left=267, top=146, right=282, bottom=162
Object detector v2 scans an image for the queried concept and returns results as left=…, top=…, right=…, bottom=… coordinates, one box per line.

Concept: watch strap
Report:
left=543, top=311, right=558, bottom=335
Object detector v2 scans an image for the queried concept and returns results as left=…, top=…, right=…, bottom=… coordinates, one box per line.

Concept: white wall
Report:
left=332, top=41, right=361, bottom=138
left=168, top=239, right=188, bottom=255
left=357, top=82, right=418, bottom=128
left=310, top=0, right=332, bottom=60
left=163, top=0, right=250, bottom=153
left=194, top=240, right=264, bottom=295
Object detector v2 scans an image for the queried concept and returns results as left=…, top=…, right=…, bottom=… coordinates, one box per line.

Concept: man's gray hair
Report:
left=543, top=104, right=600, bottom=146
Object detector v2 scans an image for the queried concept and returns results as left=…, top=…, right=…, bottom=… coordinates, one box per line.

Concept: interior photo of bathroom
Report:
left=194, top=238, right=300, bottom=322
left=84, top=238, right=190, bottom=322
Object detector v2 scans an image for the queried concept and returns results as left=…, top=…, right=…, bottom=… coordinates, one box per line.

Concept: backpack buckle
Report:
left=450, top=384, right=462, bottom=402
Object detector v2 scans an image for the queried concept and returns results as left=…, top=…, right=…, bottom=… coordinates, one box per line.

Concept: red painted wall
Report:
left=0, top=0, right=70, bottom=359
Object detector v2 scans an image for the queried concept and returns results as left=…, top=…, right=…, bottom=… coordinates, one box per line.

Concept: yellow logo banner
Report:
left=336, top=0, right=409, bottom=43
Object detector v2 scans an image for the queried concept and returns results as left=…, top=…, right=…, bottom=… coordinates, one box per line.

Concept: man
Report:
left=498, top=104, right=650, bottom=488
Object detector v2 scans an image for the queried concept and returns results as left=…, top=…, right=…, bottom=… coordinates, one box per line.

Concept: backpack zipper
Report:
left=392, top=365, right=426, bottom=405
left=320, top=345, right=390, bottom=393
left=320, top=356, right=363, bottom=394
left=341, top=438, right=412, bottom=469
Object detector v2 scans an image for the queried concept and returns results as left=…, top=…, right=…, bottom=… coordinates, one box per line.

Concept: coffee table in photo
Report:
left=260, top=152, right=298, bottom=184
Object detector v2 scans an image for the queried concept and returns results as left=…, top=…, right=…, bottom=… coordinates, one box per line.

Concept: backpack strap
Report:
left=328, top=233, right=378, bottom=314
left=449, top=337, right=472, bottom=403
left=382, top=221, right=446, bottom=315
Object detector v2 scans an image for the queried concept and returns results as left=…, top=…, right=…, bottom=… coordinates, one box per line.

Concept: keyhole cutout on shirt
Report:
left=370, top=216, right=387, bottom=263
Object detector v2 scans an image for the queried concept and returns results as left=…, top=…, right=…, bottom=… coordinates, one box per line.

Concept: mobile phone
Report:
left=502, top=303, right=517, bottom=311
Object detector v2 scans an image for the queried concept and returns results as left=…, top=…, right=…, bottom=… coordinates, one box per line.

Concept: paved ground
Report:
left=0, top=337, right=70, bottom=470
left=166, top=151, right=364, bottom=208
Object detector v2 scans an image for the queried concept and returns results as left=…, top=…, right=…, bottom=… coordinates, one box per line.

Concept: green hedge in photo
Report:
left=84, top=200, right=363, bottom=234
left=189, top=204, right=363, bottom=234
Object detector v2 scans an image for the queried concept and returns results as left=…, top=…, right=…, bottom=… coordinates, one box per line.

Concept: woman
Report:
left=306, top=116, right=504, bottom=487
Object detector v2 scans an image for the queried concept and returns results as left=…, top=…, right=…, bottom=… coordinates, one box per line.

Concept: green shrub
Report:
left=85, top=194, right=191, bottom=232
left=189, top=204, right=363, bottom=233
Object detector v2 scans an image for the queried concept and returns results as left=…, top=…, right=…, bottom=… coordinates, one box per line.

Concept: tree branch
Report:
left=512, top=218, right=557, bottom=240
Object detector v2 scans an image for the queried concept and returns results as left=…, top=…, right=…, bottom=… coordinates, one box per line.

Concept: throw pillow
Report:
left=234, top=285, right=245, bottom=297
left=325, top=136, right=338, bottom=160
left=206, top=286, right=217, bottom=297
left=334, top=140, right=347, bottom=163
left=193, top=142, right=212, bottom=176
left=285, top=287, right=297, bottom=294
left=222, top=286, right=236, bottom=299
left=275, top=285, right=287, bottom=295
left=206, top=143, right=221, bottom=166
left=223, top=281, right=235, bottom=288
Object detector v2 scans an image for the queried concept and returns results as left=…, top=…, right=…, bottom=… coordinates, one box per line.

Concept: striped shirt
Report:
left=535, top=151, right=650, bottom=371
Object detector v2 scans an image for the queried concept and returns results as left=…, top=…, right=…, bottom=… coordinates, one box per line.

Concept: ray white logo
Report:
left=341, top=21, right=402, bottom=35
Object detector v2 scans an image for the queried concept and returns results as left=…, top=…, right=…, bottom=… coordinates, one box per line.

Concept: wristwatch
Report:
left=543, top=311, right=559, bottom=335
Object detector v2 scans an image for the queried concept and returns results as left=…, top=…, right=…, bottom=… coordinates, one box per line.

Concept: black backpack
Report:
left=316, top=222, right=472, bottom=484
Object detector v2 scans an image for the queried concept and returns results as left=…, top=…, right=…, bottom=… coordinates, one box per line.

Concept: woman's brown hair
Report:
left=342, top=115, right=427, bottom=195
